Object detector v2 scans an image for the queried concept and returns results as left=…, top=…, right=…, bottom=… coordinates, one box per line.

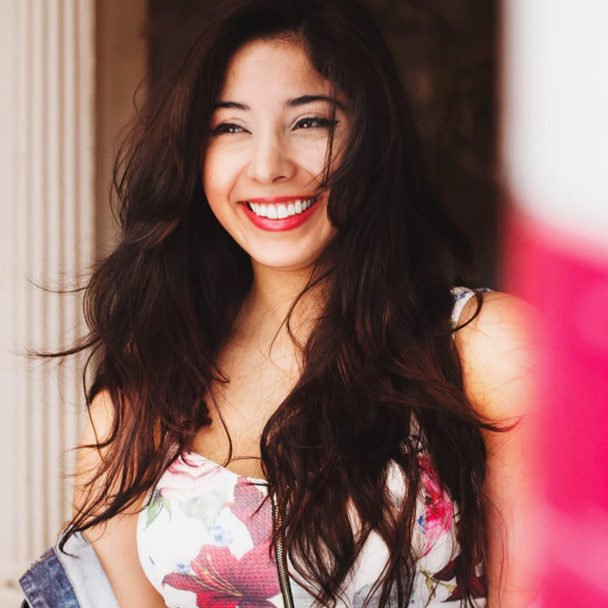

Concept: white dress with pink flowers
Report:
left=136, top=287, right=488, bottom=608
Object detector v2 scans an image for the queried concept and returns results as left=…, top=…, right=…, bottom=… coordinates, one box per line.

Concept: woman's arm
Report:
left=73, top=390, right=167, bottom=608
left=454, top=291, right=541, bottom=607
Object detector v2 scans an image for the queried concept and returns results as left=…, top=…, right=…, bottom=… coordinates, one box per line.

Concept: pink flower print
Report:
left=432, top=553, right=486, bottom=601
left=157, top=453, right=224, bottom=500
left=224, top=478, right=271, bottom=547
left=162, top=542, right=280, bottom=608
left=418, top=456, right=454, bottom=543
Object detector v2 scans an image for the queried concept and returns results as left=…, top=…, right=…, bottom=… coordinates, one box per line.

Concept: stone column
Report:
left=0, top=0, right=147, bottom=602
left=0, top=0, right=95, bottom=602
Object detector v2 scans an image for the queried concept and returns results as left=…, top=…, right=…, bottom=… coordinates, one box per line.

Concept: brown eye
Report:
left=295, top=117, right=339, bottom=130
left=210, top=123, right=244, bottom=136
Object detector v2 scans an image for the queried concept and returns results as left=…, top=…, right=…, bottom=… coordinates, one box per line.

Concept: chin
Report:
left=251, top=255, right=320, bottom=272
left=247, top=245, right=326, bottom=273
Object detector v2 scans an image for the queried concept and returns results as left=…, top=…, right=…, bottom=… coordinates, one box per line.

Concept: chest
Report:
left=190, top=339, right=300, bottom=479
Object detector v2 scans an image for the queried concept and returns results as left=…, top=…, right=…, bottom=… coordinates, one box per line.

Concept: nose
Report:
left=246, top=130, right=296, bottom=184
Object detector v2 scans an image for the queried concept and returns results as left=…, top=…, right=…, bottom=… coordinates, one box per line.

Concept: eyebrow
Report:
left=212, top=95, right=346, bottom=112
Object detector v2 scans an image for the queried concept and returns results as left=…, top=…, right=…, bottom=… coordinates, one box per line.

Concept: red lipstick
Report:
left=240, top=198, right=320, bottom=232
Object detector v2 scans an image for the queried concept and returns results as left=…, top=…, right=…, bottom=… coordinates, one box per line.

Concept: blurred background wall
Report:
left=0, top=1, right=498, bottom=604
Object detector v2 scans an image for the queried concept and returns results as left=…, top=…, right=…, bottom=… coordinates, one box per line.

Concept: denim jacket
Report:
left=19, top=532, right=119, bottom=608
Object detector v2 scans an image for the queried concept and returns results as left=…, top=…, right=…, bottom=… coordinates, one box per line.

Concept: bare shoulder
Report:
left=74, top=389, right=116, bottom=501
left=83, top=389, right=115, bottom=441
left=453, top=291, right=538, bottom=421
left=454, top=293, right=541, bottom=605
left=73, top=389, right=166, bottom=608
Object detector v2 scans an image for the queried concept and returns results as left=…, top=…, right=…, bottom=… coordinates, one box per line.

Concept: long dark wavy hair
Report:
left=59, top=0, right=498, bottom=605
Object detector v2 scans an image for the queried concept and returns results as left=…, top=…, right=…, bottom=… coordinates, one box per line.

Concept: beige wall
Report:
left=0, top=1, right=147, bottom=605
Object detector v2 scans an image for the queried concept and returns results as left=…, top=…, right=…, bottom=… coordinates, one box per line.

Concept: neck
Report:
left=236, top=261, right=325, bottom=350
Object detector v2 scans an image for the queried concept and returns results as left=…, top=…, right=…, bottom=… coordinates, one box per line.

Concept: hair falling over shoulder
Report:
left=55, top=0, right=499, bottom=605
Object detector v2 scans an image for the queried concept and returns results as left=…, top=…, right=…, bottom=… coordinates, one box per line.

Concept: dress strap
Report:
left=450, top=287, right=492, bottom=331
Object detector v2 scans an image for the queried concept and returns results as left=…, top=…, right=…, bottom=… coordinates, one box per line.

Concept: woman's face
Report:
left=203, top=38, right=350, bottom=273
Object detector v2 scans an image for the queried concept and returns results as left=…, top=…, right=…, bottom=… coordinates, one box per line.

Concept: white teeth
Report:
left=246, top=196, right=317, bottom=219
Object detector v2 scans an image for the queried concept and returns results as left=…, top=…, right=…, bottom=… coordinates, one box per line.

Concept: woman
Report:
left=38, top=0, right=535, bottom=606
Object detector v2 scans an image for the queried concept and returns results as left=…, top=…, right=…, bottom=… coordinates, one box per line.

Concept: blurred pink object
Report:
left=502, top=0, right=608, bottom=604
left=505, top=208, right=608, bottom=606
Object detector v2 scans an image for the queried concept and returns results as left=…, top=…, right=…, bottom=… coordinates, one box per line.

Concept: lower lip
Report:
left=241, top=200, right=320, bottom=232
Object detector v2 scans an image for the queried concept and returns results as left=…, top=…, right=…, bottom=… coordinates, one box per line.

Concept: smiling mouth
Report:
left=244, top=196, right=318, bottom=219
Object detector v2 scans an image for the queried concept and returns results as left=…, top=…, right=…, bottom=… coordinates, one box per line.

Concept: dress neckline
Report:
left=181, top=448, right=269, bottom=485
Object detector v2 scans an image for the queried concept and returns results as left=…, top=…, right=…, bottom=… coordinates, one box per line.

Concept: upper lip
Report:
left=241, top=195, right=318, bottom=204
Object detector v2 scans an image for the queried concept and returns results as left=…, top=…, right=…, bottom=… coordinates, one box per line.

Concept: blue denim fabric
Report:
left=19, top=532, right=119, bottom=608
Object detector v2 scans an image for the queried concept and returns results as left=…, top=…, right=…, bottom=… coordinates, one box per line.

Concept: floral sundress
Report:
left=136, top=287, right=488, bottom=607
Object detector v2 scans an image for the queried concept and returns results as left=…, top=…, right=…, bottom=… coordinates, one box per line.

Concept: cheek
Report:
left=301, top=141, right=331, bottom=173
left=300, top=133, right=347, bottom=180
left=202, top=149, right=237, bottom=213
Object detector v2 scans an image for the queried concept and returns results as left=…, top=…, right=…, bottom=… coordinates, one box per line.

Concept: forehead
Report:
left=219, top=38, right=332, bottom=101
